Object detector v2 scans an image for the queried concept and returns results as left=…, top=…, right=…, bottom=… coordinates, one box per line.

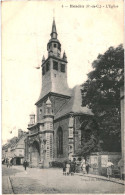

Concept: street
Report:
left=2, top=165, right=124, bottom=194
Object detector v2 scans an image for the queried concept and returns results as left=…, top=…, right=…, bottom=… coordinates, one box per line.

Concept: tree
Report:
left=81, top=44, right=124, bottom=152
left=77, top=119, right=101, bottom=159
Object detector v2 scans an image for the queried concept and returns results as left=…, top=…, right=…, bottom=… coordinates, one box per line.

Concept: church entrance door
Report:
left=31, top=141, right=40, bottom=167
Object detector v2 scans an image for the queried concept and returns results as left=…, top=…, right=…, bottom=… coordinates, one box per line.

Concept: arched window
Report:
left=57, top=127, right=63, bottom=155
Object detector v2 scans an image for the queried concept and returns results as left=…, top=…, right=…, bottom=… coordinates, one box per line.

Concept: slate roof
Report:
left=36, top=86, right=72, bottom=104
left=54, top=85, right=93, bottom=120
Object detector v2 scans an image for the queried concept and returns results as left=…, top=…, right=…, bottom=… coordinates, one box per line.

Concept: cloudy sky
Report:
left=2, top=0, right=123, bottom=144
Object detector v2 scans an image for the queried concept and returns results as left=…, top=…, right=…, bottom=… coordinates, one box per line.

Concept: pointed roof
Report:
left=54, top=85, right=93, bottom=120
left=51, top=18, right=57, bottom=34
left=63, top=51, right=67, bottom=61
left=42, top=55, right=45, bottom=62
left=46, top=97, right=52, bottom=105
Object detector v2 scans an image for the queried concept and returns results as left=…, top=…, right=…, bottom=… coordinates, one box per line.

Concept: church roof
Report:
left=54, top=85, right=93, bottom=120
left=35, top=81, right=72, bottom=105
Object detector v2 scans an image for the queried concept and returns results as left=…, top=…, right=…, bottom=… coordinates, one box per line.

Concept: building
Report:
left=11, top=131, right=27, bottom=165
left=2, top=136, right=19, bottom=160
left=2, top=129, right=26, bottom=165
left=25, top=19, right=94, bottom=168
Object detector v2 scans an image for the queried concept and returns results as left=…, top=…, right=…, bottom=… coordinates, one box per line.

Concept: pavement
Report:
left=2, top=165, right=125, bottom=194
left=76, top=172, right=125, bottom=185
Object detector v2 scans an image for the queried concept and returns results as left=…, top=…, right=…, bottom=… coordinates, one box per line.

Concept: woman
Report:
left=81, top=159, right=86, bottom=174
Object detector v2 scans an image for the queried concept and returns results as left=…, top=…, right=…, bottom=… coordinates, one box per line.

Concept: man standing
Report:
left=23, top=160, right=28, bottom=171
left=85, top=163, right=90, bottom=174
left=106, top=159, right=114, bottom=179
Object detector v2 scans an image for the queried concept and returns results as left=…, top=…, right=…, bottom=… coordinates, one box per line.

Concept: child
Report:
left=66, top=162, right=70, bottom=176
left=63, top=161, right=66, bottom=175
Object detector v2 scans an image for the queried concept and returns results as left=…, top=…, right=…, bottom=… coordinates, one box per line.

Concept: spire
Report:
left=46, top=97, right=52, bottom=106
left=42, top=55, right=45, bottom=63
left=63, top=51, right=67, bottom=62
left=51, top=18, right=57, bottom=39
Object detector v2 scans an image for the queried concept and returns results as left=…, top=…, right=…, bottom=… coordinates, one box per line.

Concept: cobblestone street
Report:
left=2, top=165, right=124, bottom=194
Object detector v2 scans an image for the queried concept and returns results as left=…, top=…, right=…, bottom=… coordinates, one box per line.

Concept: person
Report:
left=23, top=160, right=28, bottom=171
left=85, top=163, right=90, bottom=174
left=63, top=161, right=66, bottom=175
left=70, top=161, right=74, bottom=176
left=10, top=158, right=13, bottom=166
left=81, top=159, right=86, bottom=174
left=8, top=158, right=12, bottom=168
left=66, top=162, right=70, bottom=176
left=6, top=158, right=9, bottom=168
left=107, top=160, right=114, bottom=179
left=81, top=163, right=86, bottom=174
left=118, top=159, right=124, bottom=180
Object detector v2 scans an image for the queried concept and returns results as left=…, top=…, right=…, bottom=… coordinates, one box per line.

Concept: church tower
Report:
left=37, top=19, right=71, bottom=101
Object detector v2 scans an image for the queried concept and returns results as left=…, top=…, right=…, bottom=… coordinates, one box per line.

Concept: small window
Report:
left=46, top=61, right=50, bottom=72
left=61, top=64, right=65, bottom=72
left=53, top=61, right=58, bottom=70
left=39, top=109, right=42, bottom=114
left=54, top=44, right=56, bottom=48
left=42, top=66, right=45, bottom=75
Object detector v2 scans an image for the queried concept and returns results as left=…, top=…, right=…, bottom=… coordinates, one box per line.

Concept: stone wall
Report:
left=87, top=152, right=121, bottom=176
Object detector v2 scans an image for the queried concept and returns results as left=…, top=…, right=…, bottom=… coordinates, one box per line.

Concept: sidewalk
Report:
left=76, top=172, right=125, bottom=185
left=2, top=176, right=14, bottom=194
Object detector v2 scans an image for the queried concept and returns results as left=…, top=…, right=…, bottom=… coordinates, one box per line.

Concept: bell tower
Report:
left=37, top=18, right=71, bottom=101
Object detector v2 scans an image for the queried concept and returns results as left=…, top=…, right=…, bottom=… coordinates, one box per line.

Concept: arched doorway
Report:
left=57, top=127, right=63, bottom=157
left=31, top=141, right=40, bottom=167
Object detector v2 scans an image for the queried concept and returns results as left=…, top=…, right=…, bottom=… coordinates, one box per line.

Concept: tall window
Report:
left=61, top=64, right=65, bottom=72
left=46, top=61, right=50, bottom=72
left=57, top=127, right=63, bottom=155
left=53, top=61, right=58, bottom=70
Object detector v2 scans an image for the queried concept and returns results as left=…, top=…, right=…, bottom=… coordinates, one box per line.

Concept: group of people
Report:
left=62, top=158, right=91, bottom=176
left=63, top=160, right=76, bottom=176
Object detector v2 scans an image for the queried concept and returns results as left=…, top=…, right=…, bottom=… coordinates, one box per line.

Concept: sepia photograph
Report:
left=2, top=0, right=124, bottom=194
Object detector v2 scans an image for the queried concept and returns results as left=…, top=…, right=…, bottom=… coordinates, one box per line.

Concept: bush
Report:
left=51, top=161, right=63, bottom=168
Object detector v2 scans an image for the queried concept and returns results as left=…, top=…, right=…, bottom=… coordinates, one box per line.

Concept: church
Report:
left=25, top=19, right=94, bottom=168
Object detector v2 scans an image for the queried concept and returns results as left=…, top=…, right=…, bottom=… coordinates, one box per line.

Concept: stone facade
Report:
left=25, top=19, right=94, bottom=168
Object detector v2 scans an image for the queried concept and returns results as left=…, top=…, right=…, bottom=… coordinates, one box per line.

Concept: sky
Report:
left=2, top=0, right=123, bottom=144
